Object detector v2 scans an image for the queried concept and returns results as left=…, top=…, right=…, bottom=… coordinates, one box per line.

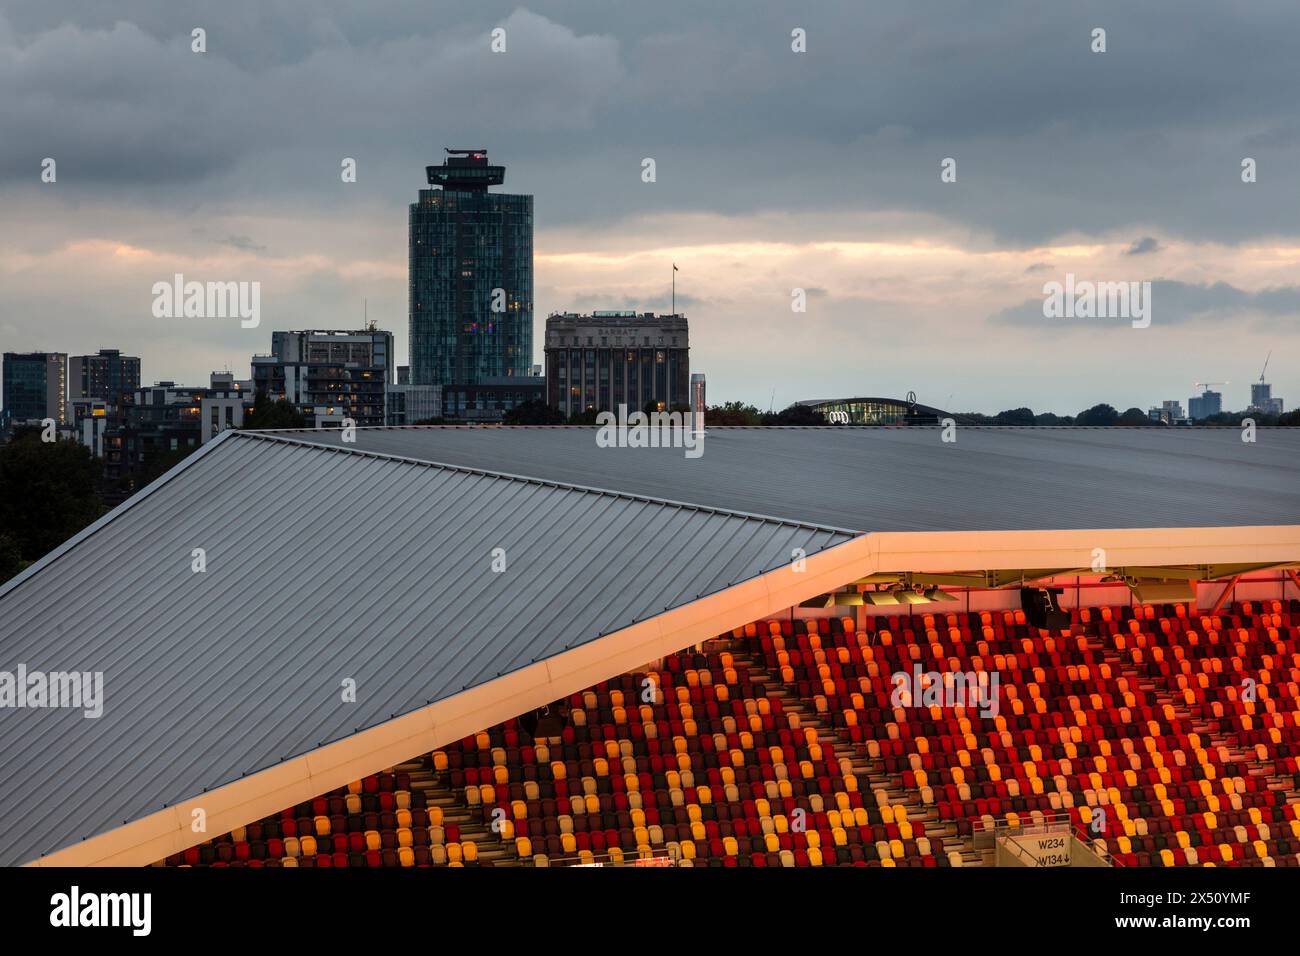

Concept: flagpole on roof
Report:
left=672, top=262, right=677, bottom=315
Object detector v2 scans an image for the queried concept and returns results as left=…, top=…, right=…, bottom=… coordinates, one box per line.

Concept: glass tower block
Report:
left=409, top=149, right=533, bottom=388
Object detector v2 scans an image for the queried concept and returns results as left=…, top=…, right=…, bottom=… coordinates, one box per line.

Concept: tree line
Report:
left=953, top=404, right=1300, bottom=426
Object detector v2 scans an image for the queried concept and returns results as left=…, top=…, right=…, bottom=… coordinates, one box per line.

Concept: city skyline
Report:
left=1, top=2, right=1299, bottom=413
left=3, top=310, right=1288, bottom=423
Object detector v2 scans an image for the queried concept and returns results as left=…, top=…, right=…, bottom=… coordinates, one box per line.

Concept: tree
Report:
left=137, top=445, right=198, bottom=490
left=1075, top=403, right=1120, bottom=426
left=1117, top=407, right=1151, bottom=426
left=705, top=401, right=763, bottom=425
left=993, top=407, right=1035, bottom=426
left=242, top=389, right=307, bottom=430
left=0, top=431, right=103, bottom=567
left=567, top=408, right=601, bottom=426
left=0, top=532, right=23, bottom=585
left=1034, top=412, right=1072, bottom=425
left=503, top=400, right=565, bottom=425
left=1197, top=411, right=1257, bottom=426
left=763, top=404, right=827, bottom=425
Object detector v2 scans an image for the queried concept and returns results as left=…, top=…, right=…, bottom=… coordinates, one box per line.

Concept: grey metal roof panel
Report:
left=0, top=431, right=852, bottom=866
left=264, top=426, right=1300, bottom=532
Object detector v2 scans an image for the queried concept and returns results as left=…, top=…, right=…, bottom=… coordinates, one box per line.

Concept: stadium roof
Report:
left=0, top=429, right=855, bottom=867
left=262, top=425, right=1300, bottom=532
left=2, top=425, right=1298, bottom=867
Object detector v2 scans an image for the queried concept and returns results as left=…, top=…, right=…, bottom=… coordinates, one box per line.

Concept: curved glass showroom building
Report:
left=795, top=396, right=950, bottom=425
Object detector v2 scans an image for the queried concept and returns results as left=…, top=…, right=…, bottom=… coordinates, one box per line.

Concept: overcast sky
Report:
left=2, top=1, right=1299, bottom=414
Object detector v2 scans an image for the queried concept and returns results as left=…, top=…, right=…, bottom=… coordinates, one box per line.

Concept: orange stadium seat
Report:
left=162, top=599, right=1300, bottom=868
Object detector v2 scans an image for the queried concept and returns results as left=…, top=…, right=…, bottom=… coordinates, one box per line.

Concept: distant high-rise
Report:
left=409, top=148, right=533, bottom=388
left=1250, top=381, right=1285, bottom=416
left=1148, top=400, right=1186, bottom=424
left=2, top=351, right=67, bottom=431
left=70, top=348, right=141, bottom=405
left=1188, top=389, right=1222, bottom=421
left=252, top=329, right=394, bottom=427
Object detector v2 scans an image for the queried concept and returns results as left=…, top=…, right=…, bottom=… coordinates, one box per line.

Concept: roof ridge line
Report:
left=231, top=430, right=864, bottom=535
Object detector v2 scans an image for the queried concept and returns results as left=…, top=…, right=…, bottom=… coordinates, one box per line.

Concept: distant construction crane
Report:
left=1259, top=350, right=1272, bottom=384
left=1193, top=381, right=1228, bottom=392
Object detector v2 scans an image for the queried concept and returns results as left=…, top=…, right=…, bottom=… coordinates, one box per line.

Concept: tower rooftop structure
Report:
left=426, top=148, right=505, bottom=191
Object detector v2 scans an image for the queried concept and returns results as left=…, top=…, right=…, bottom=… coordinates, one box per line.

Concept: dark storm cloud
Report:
left=0, top=8, right=622, bottom=194
left=4, top=1, right=1300, bottom=243
left=1124, top=237, right=1161, bottom=256
left=213, top=235, right=268, bottom=253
